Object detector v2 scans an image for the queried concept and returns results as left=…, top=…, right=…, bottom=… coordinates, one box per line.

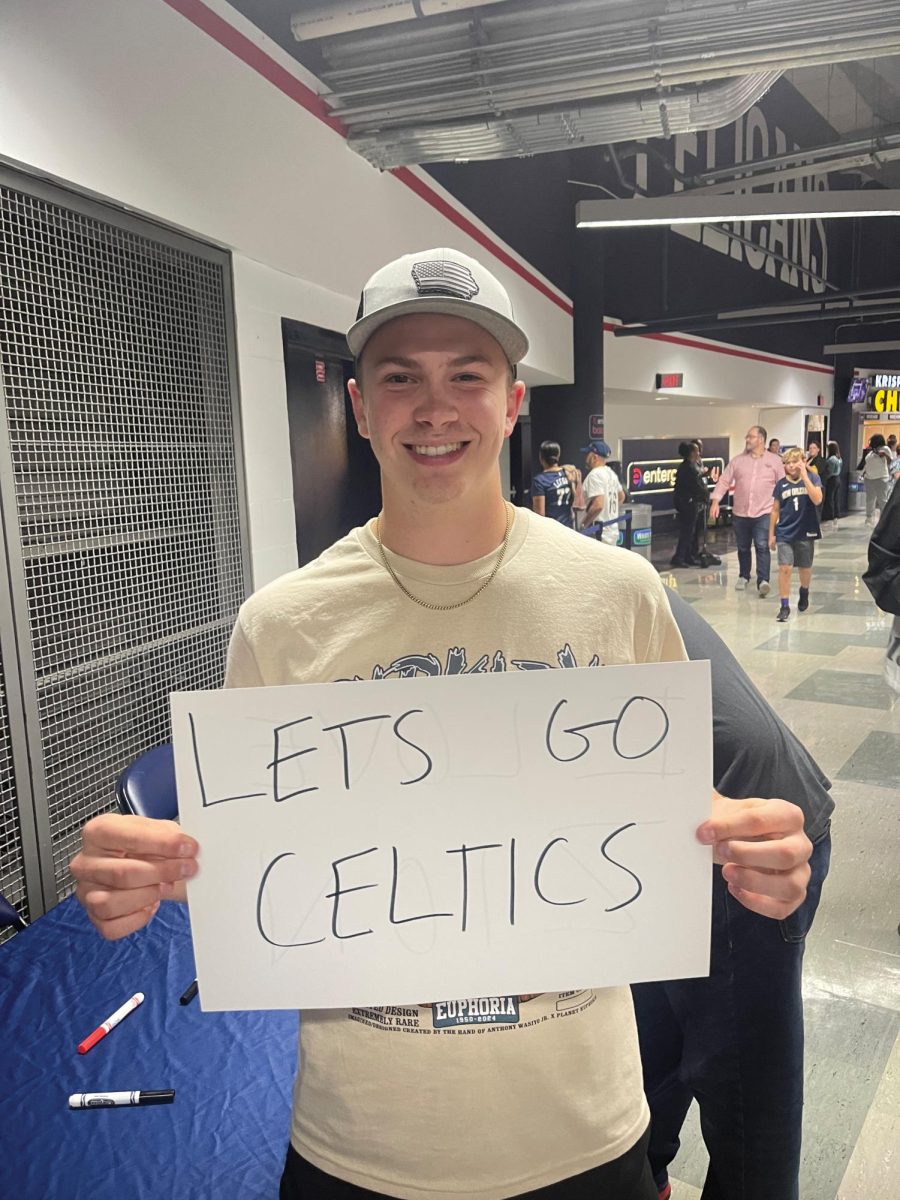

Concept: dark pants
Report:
left=731, top=514, right=771, bottom=584
left=674, top=505, right=697, bottom=563
left=632, top=826, right=831, bottom=1200
left=823, top=476, right=841, bottom=522
left=689, top=502, right=708, bottom=560
left=280, top=1127, right=657, bottom=1200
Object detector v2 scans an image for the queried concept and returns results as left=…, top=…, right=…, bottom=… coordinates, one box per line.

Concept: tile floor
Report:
left=656, top=513, right=900, bottom=1200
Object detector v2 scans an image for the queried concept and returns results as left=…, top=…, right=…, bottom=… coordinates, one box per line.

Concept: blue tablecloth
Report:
left=0, top=896, right=297, bottom=1198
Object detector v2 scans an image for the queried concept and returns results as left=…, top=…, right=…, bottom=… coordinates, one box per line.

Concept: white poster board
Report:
left=171, top=661, right=712, bottom=1011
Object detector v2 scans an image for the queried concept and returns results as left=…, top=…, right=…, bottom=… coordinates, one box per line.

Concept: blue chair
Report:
left=0, top=893, right=28, bottom=933
left=115, top=744, right=178, bottom=820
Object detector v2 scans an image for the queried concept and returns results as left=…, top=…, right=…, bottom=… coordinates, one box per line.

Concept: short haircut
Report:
left=783, top=447, right=804, bottom=464
left=678, top=441, right=697, bottom=458
left=540, top=440, right=561, bottom=464
left=753, top=426, right=767, bottom=441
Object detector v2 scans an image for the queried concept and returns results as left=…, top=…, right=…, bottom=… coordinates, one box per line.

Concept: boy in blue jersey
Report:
left=769, top=447, right=823, bottom=622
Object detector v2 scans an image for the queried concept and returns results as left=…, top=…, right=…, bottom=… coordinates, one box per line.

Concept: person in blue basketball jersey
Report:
left=769, top=447, right=822, bottom=622
left=532, top=439, right=576, bottom=527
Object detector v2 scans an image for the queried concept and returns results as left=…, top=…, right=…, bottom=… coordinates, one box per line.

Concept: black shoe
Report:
left=670, top=557, right=689, bottom=567
left=699, top=553, right=722, bottom=567
left=798, top=590, right=810, bottom=612
left=776, top=605, right=790, bottom=622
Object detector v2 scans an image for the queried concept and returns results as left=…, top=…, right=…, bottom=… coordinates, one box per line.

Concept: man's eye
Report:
left=455, top=373, right=482, bottom=382
left=384, top=373, right=412, bottom=384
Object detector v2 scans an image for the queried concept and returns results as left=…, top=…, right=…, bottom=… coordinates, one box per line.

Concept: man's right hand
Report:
left=70, top=815, right=199, bottom=941
left=709, top=500, right=720, bottom=521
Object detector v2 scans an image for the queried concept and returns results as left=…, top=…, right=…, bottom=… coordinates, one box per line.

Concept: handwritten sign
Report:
left=170, top=661, right=712, bottom=1011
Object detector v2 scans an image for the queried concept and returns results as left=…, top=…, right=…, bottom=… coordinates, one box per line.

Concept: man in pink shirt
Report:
left=710, top=426, right=786, bottom=596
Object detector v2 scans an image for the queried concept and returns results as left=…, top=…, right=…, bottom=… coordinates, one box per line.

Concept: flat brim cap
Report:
left=347, top=248, right=529, bottom=365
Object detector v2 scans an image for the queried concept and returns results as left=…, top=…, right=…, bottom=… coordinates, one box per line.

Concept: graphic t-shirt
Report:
left=773, top=473, right=822, bottom=542
left=531, top=467, right=574, bottom=527
left=582, top=464, right=622, bottom=545
left=226, top=508, right=686, bottom=1200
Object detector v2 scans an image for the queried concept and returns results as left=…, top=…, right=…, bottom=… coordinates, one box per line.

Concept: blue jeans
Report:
left=732, top=514, right=771, bottom=584
left=632, top=825, right=831, bottom=1200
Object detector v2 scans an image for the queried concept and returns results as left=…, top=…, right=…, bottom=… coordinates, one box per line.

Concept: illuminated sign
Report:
left=655, top=373, right=684, bottom=390
left=873, top=388, right=900, bottom=413
left=589, top=413, right=604, bottom=438
left=874, top=374, right=900, bottom=388
left=632, top=528, right=652, bottom=546
left=847, top=377, right=869, bottom=405
left=627, top=457, right=725, bottom=495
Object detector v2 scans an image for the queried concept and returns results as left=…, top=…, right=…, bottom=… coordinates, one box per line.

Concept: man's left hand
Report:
left=696, top=792, right=812, bottom=920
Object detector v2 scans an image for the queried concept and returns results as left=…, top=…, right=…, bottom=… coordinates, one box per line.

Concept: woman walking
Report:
left=823, top=441, right=843, bottom=530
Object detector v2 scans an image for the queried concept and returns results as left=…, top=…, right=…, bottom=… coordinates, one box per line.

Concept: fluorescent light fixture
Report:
left=823, top=339, right=900, bottom=354
left=576, top=190, right=900, bottom=228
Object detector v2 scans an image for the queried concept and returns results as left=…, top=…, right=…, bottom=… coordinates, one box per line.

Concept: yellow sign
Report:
left=874, top=389, right=899, bottom=413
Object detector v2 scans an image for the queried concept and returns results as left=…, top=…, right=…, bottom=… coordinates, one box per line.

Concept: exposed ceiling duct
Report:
left=291, top=0, right=900, bottom=167
left=291, top=0, right=515, bottom=43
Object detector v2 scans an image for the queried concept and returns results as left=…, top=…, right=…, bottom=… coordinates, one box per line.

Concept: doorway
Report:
left=282, top=321, right=382, bottom=566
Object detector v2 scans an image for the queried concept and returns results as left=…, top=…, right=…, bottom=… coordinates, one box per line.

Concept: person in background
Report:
left=582, top=439, right=625, bottom=546
left=687, top=439, right=722, bottom=567
left=863, top=482, right=900, bottom=694
left=887, top=433, right=898, bottom=458
left=532, top=439, right=576, bottom=528
left=768, top=438, right=781, bottom=455
left=671, top=441, right=707, bottom=567
left=635, top=587, right=832, bottom=1200
left=806, top=440, right=826, bottom=480
left=861, top=433, right=891, bottom=526
left=769, top=448, right=822, bottom=623
left=710, top=426, right=785, bottom=597
left=822, top=441, right=843, bottom=529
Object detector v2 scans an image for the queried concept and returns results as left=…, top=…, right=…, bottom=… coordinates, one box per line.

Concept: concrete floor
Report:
left=656, top=513, right=900, bottom=1200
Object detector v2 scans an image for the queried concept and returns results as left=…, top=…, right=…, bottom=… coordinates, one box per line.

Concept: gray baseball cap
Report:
left=347, top=247, right=530, bottom=365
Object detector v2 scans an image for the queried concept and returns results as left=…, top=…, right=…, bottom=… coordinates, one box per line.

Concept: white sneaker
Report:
left=758, top=580, right=771, bottom=597
left=735, top=578, right=749, bottom=591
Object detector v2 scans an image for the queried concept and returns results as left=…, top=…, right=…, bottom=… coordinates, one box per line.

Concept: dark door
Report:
left=282, top=322, right=381, bottom=565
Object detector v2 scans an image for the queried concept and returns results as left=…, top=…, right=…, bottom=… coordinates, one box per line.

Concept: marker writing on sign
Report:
left=188, top=692, right=670, bottom=808
left=69, top=1090, right=175, bottom=1108
left=255, top=823, right=643, bottom=949
left=77, top=993, right=144, bottom=1055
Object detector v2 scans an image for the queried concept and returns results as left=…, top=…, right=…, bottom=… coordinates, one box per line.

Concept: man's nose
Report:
left=413, top=383, right=458, bottom=426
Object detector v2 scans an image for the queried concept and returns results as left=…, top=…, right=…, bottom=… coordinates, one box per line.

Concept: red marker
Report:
left=77, top=993, right=144, bottom=1055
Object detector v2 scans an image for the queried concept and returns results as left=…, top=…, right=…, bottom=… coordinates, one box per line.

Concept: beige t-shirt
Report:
left=226, top=507, right=686, bottom=1200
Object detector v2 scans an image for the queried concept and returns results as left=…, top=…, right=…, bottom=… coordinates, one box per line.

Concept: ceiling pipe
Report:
left=291, top=0, right=514, bottom=43
left=616, top=303, right=900, bottom=336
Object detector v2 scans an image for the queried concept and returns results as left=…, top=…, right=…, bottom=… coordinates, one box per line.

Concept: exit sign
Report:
left=655, top=373, right=684, bottom=390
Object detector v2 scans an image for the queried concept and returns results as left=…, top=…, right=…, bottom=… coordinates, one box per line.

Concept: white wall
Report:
left=0, top=0, right=572, bottom=586
left=603, top=396, right=762, bottom=462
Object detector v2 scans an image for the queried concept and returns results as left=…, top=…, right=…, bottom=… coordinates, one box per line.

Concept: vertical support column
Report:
left=530, top=234, right=605, bottom=474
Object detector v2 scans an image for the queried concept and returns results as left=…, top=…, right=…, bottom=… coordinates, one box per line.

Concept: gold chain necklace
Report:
left=375, top=503, right=513, bottom=612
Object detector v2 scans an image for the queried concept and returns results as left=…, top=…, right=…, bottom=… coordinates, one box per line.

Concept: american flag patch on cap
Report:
left=411, top=259, right=480, bottom=301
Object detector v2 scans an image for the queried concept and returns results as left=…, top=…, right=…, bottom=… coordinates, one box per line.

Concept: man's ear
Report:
left=504, top=379, right=527, bottom=438
left=348, top=379, right=370, bottom=440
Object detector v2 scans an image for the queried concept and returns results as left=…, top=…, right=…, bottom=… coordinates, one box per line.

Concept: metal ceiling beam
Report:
left=617, top=303, right=900, bottom=336
left=613, top=282, right=900, bottom=337
left=823, top=339, right=900, bottom=353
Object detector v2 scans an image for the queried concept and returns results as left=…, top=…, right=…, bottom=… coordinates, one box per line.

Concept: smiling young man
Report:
left=71, top=248, right=811, bottom=1200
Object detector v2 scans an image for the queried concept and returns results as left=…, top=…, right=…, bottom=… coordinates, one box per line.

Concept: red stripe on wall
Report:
left=603, top=322, right=834, bottom=377
left=161, top=0, right=346, bottom=134
left=160, top=0, right=573, bottom=316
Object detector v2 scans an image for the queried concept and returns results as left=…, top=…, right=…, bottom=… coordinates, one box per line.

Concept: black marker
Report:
left=179, top=979, right=199, bottom=1006
left=69, top=1090, right=175, bottom=1108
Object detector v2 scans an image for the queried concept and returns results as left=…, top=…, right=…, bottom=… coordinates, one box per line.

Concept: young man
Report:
left=769, top=448, right=822, bottom=623
left=710, top=427, right=785, bottom=597
left=582, top=439, right=625, bottom=545
left=532, top=439, right=576, bottom=527
left=70, top=248, right=811, bottom=1200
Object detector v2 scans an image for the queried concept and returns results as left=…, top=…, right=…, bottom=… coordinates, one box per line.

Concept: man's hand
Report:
left=709, top=500, right=720, bottom=521
left=769, top=535, right=776, bottom=550
left=696, top=792, right=811, bottom=920
left=70, top=814, right=199, bottom=941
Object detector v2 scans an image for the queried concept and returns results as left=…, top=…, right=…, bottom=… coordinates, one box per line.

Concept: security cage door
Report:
left=0, top=168, right=250, bottom=919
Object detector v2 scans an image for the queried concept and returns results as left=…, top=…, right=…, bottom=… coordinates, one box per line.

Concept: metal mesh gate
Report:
left=0, top=175, right=248, bottom=913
